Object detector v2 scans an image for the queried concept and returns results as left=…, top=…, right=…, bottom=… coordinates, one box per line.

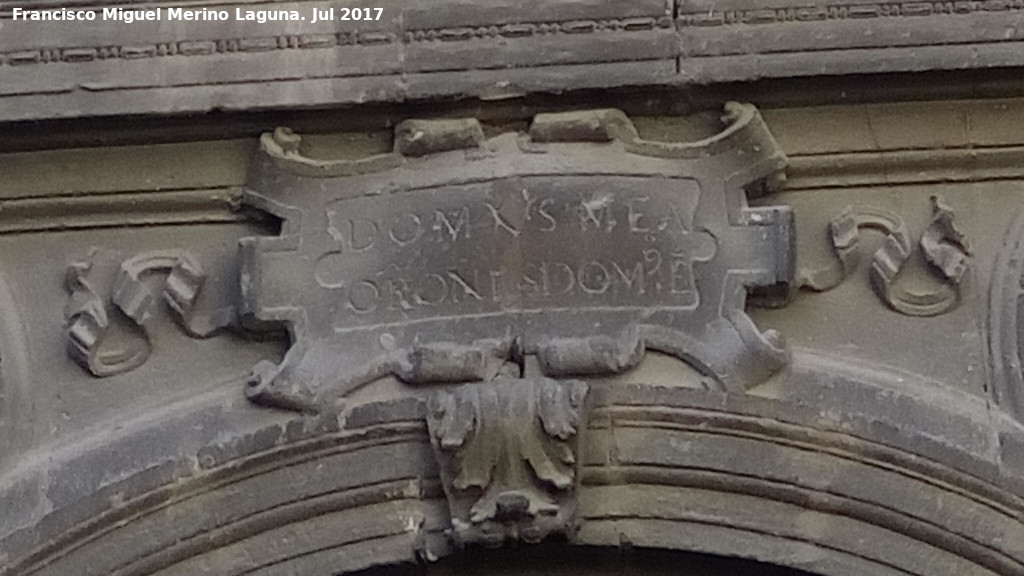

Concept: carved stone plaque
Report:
left=242, top=104, right=795, bottom=411
left=319, top=178, right=708, bottom=312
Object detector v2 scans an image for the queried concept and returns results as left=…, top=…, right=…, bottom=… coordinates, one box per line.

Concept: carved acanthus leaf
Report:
left=427, top=377, right=588, bottom=547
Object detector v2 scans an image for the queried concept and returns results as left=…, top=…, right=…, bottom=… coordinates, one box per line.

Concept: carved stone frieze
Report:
left=240, top=103, right=795, bottom=412
left=426, top=377, right=588, bottom=547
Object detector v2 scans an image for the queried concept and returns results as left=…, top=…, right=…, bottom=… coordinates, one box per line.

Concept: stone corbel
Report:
left=426, top=377, right=589, bottom=547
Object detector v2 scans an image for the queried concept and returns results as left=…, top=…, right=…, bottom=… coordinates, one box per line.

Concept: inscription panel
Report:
left=241, top=106, right=794, bottom=412
left=314, top=177, right=709, bottom=329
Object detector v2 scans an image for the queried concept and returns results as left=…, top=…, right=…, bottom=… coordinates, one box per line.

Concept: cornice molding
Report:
left=5, top=0, right=1024, bottom=121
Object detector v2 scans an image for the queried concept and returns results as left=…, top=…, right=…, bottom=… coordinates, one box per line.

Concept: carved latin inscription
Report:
left=315, top=180, right=712, bottom=320
left=241, top=105, right=795, bottom=412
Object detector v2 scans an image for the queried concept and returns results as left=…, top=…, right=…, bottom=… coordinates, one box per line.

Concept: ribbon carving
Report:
left=800, top=195, right=971, bottom=317
left=64, top=250, right=236, bottom=377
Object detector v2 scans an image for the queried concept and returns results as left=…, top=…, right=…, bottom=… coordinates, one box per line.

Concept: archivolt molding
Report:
left=2, top=375, right=1024, bottom=576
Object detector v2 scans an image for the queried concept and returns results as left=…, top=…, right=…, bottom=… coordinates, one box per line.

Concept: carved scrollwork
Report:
left=260, top=117, right=487, bottom=178
left=114, top=251, right=237, bottom=337
left=241, top=103, right=796, bottom=412
left=64, top=257, right=151, bottom=377
left=799, top=195, right=971, bottom=316
left=64, top=249, right=236, bottom=377
left=426, top=377, right=588, bottom=547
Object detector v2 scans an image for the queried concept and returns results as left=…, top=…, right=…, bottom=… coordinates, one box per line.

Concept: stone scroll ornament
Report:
left=64, top=250, right=236, bottom=376
left=240, top=103, right=797, bottom=412
left=798, top=196, right=971, bottom=317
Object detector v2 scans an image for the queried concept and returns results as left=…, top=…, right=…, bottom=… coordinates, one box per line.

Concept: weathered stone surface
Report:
left=5, top=74, right=1024, bottom=576
left=6, top=0, right=1024, bottom=121
left=427, top=377, right=588, bottom=547
left=240, top=104, right=793, bottom=413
